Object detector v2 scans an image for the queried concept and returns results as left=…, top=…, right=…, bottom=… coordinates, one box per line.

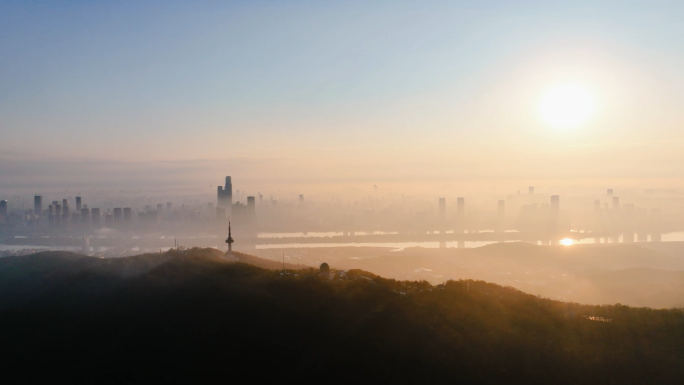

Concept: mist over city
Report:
left=2, top=1, right=684, bottom=384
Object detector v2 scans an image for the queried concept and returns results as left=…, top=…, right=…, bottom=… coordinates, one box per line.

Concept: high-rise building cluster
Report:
left=0, top=179, right=679, bottom=253
left=216, top=176, right=257, bottom=226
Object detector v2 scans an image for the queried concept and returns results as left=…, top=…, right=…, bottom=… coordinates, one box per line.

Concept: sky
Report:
left=1, top=0, right=684, bottom=193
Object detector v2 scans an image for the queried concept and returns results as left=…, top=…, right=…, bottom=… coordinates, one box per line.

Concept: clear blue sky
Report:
left=1, top=1, right=683, bottom=189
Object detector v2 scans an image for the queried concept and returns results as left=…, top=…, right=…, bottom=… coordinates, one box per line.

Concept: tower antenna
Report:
left=225, top=221, right=234, bottom=255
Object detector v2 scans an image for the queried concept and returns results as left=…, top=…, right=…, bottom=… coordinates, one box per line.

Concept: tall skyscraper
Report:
left=34, top=195, right=42, bottom=216
left=0, top=200, right=7, bottom=218
left=594, top=200, right=601, bottom=211
left=123, top=208, right=132, bottom=223
left=456, top=197, right=465, bottom=219
left=247, top=196, right=256, bottom=224
left=607, top=189, right=613, bottom=196
left=52, top=201, right=62, bottom=228
left=113, top=208, right=123, bottom=222
left=497, top=200, right=505, bottom=219
left=75, top=196, right=82, bottom=211
left=62, top=199, right=70, bottom=223
left=613, top=196, right=620, bottom=209
left=91, top=208, right=100, bottom=226
left=49, top=204, right=55, bottom=225
left=217, top=176, right=233, bottom=216
left=528, top=186, right=534, bottom=195
left=53, top=203, right=61, bottom=226
left=227, top=177, right=233, bottom=200
left=299, top=194, right=304, bottom=204
left=438, top=198, right=446, bottom=221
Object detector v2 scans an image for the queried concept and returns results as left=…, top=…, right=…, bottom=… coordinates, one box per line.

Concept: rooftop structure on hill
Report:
left=320, top=262, right=330, bottom=277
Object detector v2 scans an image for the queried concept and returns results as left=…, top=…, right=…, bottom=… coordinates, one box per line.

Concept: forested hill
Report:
left=1, top=249, right=683, bottom=384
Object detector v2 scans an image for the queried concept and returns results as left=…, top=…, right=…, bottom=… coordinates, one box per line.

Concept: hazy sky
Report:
left=2, top=1, right=683, bottom=191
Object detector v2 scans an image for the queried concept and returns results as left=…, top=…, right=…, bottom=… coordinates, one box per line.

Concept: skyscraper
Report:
left=0, top=200, right=7, bottom=218
left=34, top=195, right=42, bottom=216
left=91, top=208, right=100, bottom=227
left=113, top=208, right=123, bottom=222
left=123, top=208, right=132, bottom=223
left=247, top=196, right=256, bottom=224
left=217, top=176, right=233, bottom=215
left=299, top=194, right=304, bottom=204
left=607, top=189, right=613, bottom=196
left=613, top=196, right=620, bottom=209
left=438, top=198, right=446, bottom=221
left=62, top=199, right=70, bottom=223
left=52, top=201, right=62, bottom=226
left=75, top=196, right=82, bottom=211
left=528, top=186, right=534, bottom=195
left=497, top=200, right=505, bottom=219
left=456, top=197, right=465, bottom=219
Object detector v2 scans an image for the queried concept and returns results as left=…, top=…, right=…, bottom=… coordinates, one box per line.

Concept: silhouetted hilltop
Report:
left=321, top=242, right=684, bottom=307
left=1, top=248, right=683, bottom=384
left=0, top=248, right=308, bottom=311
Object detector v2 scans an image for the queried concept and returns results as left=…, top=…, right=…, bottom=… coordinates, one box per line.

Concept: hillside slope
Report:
left=298, top=242, right=684, bottom=307
left=0, top=248, right=683, bottom=384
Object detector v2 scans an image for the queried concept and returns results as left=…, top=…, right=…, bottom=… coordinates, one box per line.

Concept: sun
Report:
left=539, top=84, right=596, bottom=128
left=561, top=238, right=573, bottom=246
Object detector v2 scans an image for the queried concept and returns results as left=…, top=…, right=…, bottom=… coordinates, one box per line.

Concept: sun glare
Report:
left=561, top=238, right=573, bottom=246
left=539, top=85, right=596, bottom=129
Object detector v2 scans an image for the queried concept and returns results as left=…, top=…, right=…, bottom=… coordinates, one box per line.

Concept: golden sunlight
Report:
left=561, top=238, right=573, bottom=246
left=539, top=85, right=596, bottom=128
